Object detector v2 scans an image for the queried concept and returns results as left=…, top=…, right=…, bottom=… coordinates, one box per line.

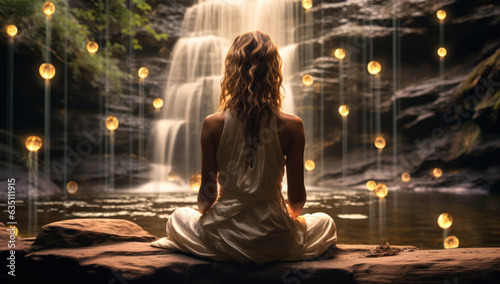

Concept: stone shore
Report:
left=1, top=220, right=499, bottom=283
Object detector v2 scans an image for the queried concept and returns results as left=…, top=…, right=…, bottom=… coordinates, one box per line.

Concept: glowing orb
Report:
left=374, top=183, right=388, bottom=198
left=374, top=137, right=386, bottom=149
left=153, top=98, right=164, bottom=109
left=39, top=63, right=55, bottom=80
left=8, top=225, right=18, bottom=236
left=105, top=116, right=119, bottom=131
left=367, top=61, right=381, bottom=75
left=334, top=48, right=346, bottom=60
left=43, top=1, right=55, bottom=16
left=167, top=171, right=178, bottom=182
left=338, top=105, right=349, bottom=116
left=87, top=41, right=99, bottom=54
left=302, top=74, right=313, bottom=87
left=6, top=25, right=17, bottom=37
left=138, top=67, right=149, bottom=79
left=302, top=0, right=313, bottom=10
left=444, top=235, right=459, bottom=249
left=437, top=47, right=447, bottom=57
left=366, top=180, right=376, bottom=191
left=436, top=10, right=446, bottom=20
left=190, top=174, right=202, bottom=192
left=433, top=167, right=443, bottom=178
left=437, top=213, right=453, bottom=229
left=25, top=136, right=42, bottom=152
left=304, top=160, right=315, bottom=171
left=401, top=172, right=411, bottom=182
left=66, top=181, right=78, bottom=194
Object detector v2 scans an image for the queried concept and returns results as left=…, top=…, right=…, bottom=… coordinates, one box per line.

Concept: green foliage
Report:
left=0, top=0, right=167, bottom=91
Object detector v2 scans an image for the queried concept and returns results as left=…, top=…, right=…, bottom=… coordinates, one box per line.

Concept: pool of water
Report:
left=6, top=190, right=500, bottom=249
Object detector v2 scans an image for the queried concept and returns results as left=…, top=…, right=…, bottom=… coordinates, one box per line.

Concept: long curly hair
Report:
left=218, top=31, right=283, bottom=165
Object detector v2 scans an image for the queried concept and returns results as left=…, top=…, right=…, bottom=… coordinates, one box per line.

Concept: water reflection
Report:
left=8, top=191, right=500, bottom=249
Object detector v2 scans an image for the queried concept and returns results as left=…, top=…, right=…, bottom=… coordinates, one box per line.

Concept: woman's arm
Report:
left=197, top=116, right=220, bottom=214
left=285, top=117, right=307, bottom=219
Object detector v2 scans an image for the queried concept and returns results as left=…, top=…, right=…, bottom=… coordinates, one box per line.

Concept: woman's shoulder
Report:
left=277, top=111, right=304, bottom=129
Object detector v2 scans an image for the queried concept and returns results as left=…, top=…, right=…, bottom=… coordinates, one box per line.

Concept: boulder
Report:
left=30, top=219, right=157, bottom=251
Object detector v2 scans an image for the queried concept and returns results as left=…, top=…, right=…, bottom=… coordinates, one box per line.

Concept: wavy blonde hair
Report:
left=218, top=31, right=283, bottom=164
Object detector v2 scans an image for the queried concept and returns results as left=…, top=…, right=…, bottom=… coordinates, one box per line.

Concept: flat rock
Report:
left=30, top=219, right=157, bottom=251
left=0, top=219, right=498, bottom=283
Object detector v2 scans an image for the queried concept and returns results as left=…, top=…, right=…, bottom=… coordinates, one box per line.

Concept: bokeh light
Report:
left=437, top=47, right=447, bottom=57
left=304, top=160, right=315, bottom=171
left=153, top=98, right=164, bottom=109
left=401, top=172, right=411, bottom=182
left=190, top=174, right=202, bottom=192
left=334, top=48, right=346, bottom=60
left=437, top=213, right=453, bottom=229
left=43, top=1, right=55, bottom=16
left=167, top=171, right=178, bottom=182
left=302, top=74, right=313, bottom=87
left=436, top=10, right=446, bottom=20
left=8, top=225, right=18, bottom=237
left=302, top=0, right=312, bottom=10
left=6, top=25, right=17, bottom=37
left=433, top=167, right=443, bottom=178
left=138, top=67, right=149, bottom=79
left=39, top=63, right=56, bottom=80
left=105, top=116, right=119, bottom=131
left=444, top=235, right=459, bottom=249
left=66, top=181, right=78, bottom=194
left=25, top=136, right=42, bottom=152
left=338, top=105, right=349, bottom=116
left=374, top=137, right=386, bottom=149
left=375, top=183, right=388, bottom=198
left=367, top=60, right=381, bottom=75
left=366, top=180, right=376, bottom=191
left=87, top=41, right=99, bottom=54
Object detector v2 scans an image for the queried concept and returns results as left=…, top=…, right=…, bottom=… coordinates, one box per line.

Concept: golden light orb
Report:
left=25, top=136, right=42, bottom=152
left=334, top=48, right=346, bottom=60
left=105, top=116, right=119, bottom=131
left=302, top=0, right=313, bottom=10
left=366, top=180, right=376, bottom=191
left=437, top=47, right=447, bottom=57
left=367, top=60, right=381, bottom=75
left=436, top=10, right=447, bottom=20
left=6, top=25, right=18, bottom=37
left=138, top=67, right=149, bottom=79
left=167, top=171, right=178, bottom=182
left=374, top=183, right=388, bottom=198
left=43, top=1, right=55, bottom=16
left=86, top=41, right=99, bottom=54
left=39, top=63, right=56, bottom=80
left=401, top=172, right=411, bottom=183
left=190, top=174, right=202, bottom=192
left=338, top=105, right=349, bottom=117
left=437, top=213, right=453, bottom=229
left=153, top=98, right=164, bottom=109
left=66, top=181, right=78, bottom=194
left=302, top=74, right=314, bottom=87
left=8, top=225, right=18, bottom=237
left=444, top=235, right=459, bottom=249
left=304, top=160, right=315, bottom=171
left=374, top=137, right=386, bottom=149
left=433, top=167, right=443, bottom=178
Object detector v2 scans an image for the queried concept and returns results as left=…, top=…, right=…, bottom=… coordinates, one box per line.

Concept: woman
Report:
left=151, top=31, right=337, bottom=265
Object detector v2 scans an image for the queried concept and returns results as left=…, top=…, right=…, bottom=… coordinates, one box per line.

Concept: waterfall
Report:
left=149, top=0, right=302, bottom=188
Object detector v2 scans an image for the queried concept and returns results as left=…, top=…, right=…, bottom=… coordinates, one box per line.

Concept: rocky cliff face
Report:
left=1, top=0, right=499, bottom=198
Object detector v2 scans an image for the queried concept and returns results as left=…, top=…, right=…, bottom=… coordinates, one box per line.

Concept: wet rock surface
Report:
left=1, top=219, right=499, bottom=283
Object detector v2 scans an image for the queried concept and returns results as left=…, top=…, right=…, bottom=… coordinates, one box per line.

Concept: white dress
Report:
left=151, top=110, right=337, bottom=265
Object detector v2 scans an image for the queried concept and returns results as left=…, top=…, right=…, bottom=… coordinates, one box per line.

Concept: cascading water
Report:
left=148, top=0, right=302, bottom=190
